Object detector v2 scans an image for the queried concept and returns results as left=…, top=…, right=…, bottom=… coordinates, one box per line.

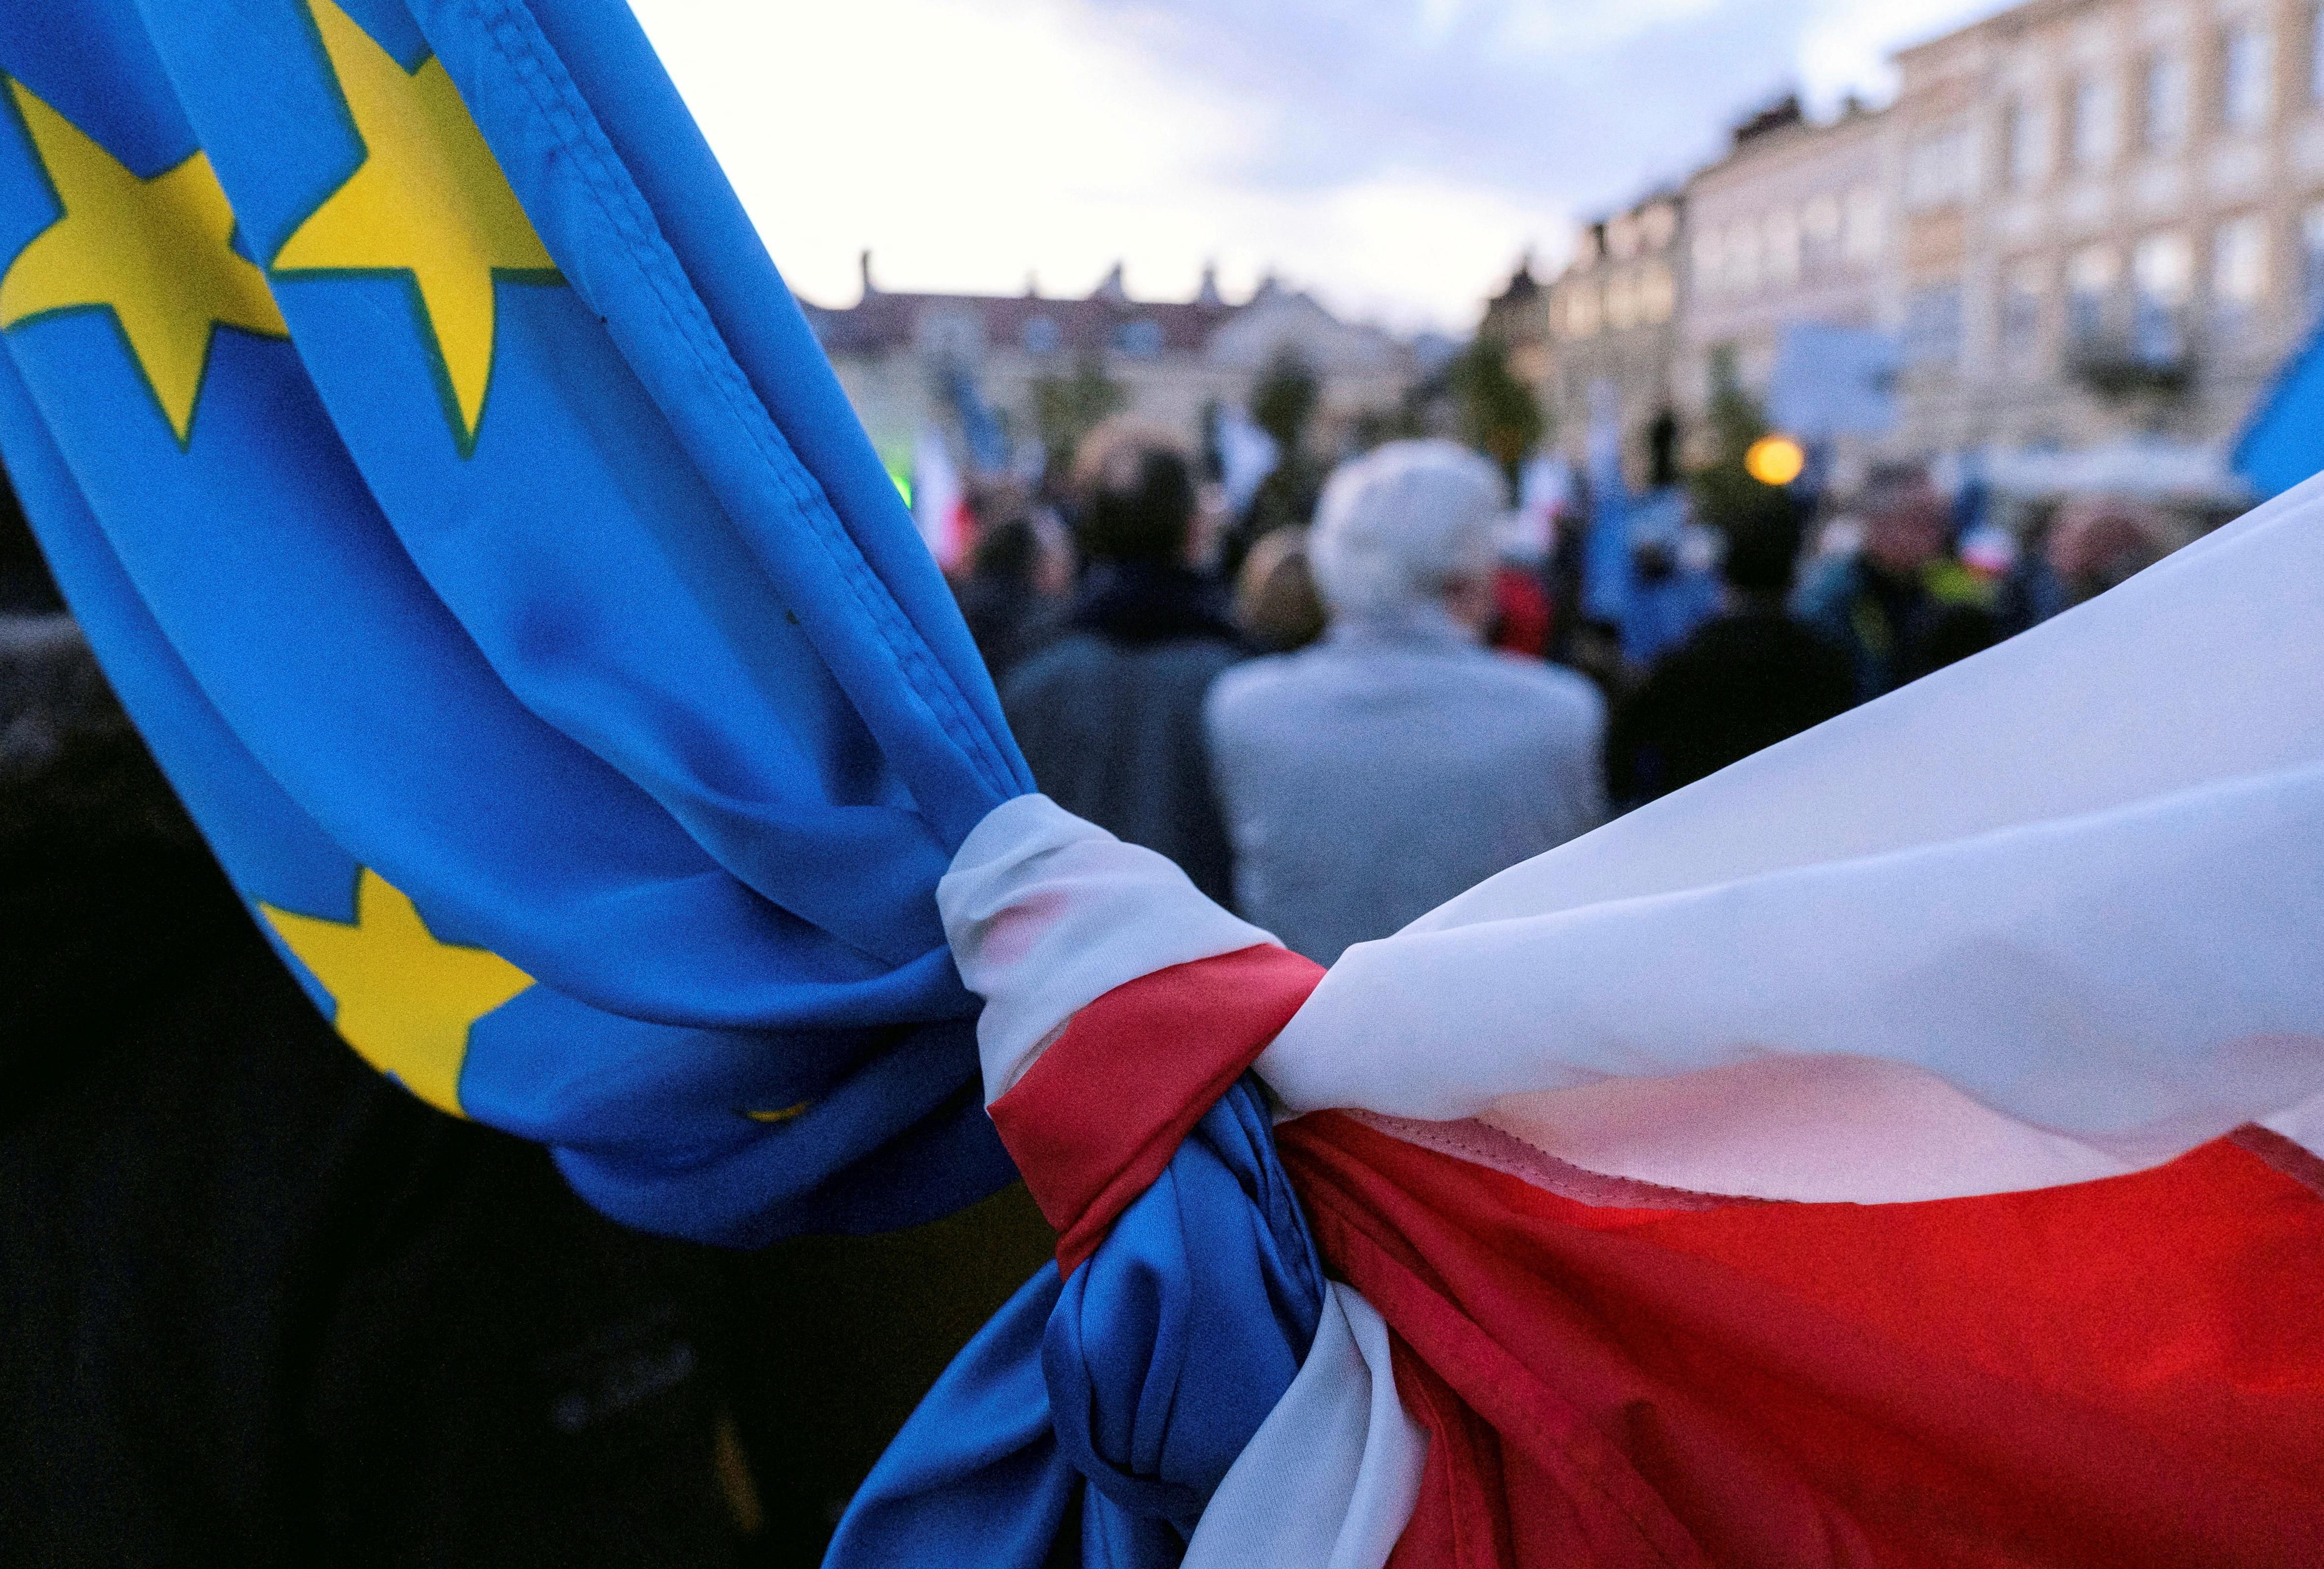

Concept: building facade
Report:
left=1529, top=194, right=1688, bottom=483
left=1479, top=259, right=1549, bottom=398
left=1889, top=0, right=2324, bottom=451
left=1678, top=97, right=1895, bottom=458
left=799, top=256, right=1413, bottom=479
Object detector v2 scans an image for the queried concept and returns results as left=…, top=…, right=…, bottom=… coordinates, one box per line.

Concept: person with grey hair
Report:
left=1204, top=439, right=1605, bottom=964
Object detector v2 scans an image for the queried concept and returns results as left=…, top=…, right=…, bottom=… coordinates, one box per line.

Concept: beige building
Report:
left=1479, top=258, right=1549, bottom=397
left=800, top=256, right=1413, bottom=478
left=1678, top=97, right=1896, bottom=455
left=1532, top=194, right=1688, bottom=482
left=1890, top=0, right=2324, bottom=450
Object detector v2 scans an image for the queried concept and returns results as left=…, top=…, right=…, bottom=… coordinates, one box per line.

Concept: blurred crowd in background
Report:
left=946, top=398, right=2197, bottom=968
left=0, top=256, right=2221, bottom=1569
left=12, top=0, right=2317, bottom=1553
left=0, top=364, right=2208, bottom=1568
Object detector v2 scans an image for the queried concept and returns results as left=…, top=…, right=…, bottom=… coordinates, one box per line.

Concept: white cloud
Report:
left=1795, top=0, right=2018, bottom=110
left=630, top=0, right=1214, bottom=301
left=629, top=0, right=2031, bottom=332
left=631, top=0, right=1550, bottom=329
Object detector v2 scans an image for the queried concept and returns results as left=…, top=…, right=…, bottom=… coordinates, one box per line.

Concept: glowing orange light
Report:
left=1744, top=435, right=1807, bottom=487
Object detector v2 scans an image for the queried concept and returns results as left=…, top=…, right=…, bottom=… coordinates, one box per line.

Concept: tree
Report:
left=1029, top=354, right=1127, bottom=482
left=1235, top=347, right=1329, bottom=569
left=1702, top=346, right=1766, bottom=466
left=1688, top=351, right=1795, bottom=535
left=1250, top=344, right=1319, bottom=452
left=1449, top=334, right=1545, bottom=489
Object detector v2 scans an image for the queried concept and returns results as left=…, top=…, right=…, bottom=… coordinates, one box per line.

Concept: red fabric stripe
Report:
left=987, top=943, right=1325, bottom=1274
left=2228, top=1123, right=2324, bottom=1198
left=1280, top=1113, right=2324, bottom=1568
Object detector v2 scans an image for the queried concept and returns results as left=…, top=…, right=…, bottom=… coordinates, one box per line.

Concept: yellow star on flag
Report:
left=261, top=867, right=533, bottom=1118
left=273, top=0, right=557, bottom=451
left=0, top=80, right=287, bottom=444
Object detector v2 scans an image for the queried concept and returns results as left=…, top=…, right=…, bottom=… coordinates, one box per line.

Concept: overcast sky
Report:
left=631, top=0, right=2014, bottom=333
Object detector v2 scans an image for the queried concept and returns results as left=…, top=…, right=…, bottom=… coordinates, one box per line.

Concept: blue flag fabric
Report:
left=0, top=9, right=1342, bottom=1563
left=1580, top=421, right=1635, bottom=632
left=1580, top=389, right=1714, bottom=667
left=0, top=0, right=1031, bottom=1243
left=2235, top=317, right=2324, bottom=498
left=827, top=1079, right=1325, bottom=1569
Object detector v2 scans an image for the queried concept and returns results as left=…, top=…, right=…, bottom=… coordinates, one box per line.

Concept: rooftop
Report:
left=798, top=253, right=1267, bottom=358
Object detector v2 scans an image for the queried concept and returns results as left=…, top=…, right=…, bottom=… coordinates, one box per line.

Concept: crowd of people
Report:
left=0, top=417, right=2193, bottom=1565
left=951, top=419, right=2186, bottom=963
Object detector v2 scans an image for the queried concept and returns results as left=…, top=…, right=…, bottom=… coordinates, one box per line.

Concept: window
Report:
left=2067, top=244, right=2120, bottom=345
left=2132, top=230, right=2194, bottom=363
left=2223, top=20, right=2274, bottom=131
left=2006, top=95, right=2051, bottom=187
left=2213, top=214, right=2271, bottom=337
left=1906, top=124, right=1974, bottom=208
left=2002, top=261, right=2047, bottom=369
left=2304, top=204, right=2324, bottom=316
left=1604, top=271, right=1639, bottom=332
left=1844, top=186, right=1885, bottom=264
left=1637, top=262, right=1677, bottom=324
left=1905, top=284, right=1965, bottom=368
left=1726, top=220, right=1763, bottom=293
left=918, top=308, right=986, bottom=363
left=1764, top=209, right=1802, bottom=287
left=1801, top=192, right=1843, bottom=264
left=1115, top=319, right=1164, bottom=357
left=1022, top=316, right=1062, bottom=356
left=2143, top=52, right=2190, bottom=152
left=2073, top=72, right=2118, bottom=169
left=1639, top=202, right=1679, bottom=251
left=1692, top=229, right=1724, bottom=296
left=1563, top=284, right=1602, bottom=338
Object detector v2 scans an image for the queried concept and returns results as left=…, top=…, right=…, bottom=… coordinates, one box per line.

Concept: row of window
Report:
left=1573, top=202, right=1683, bottom=269
left=1554, top=262, right=1678, bottom=338
left=1968, top=10, right=2323, bottom=200
left=1011, top=316, right=1164, bottom=357
left=1690, top=187, right=1886, bottom=300
left=1902, top=203, right=2324, bottom=368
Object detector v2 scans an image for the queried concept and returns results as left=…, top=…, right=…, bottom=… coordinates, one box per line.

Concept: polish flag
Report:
left=946, top=471, right=2324, bottom=1565
left=912, top=427, right=971, bottom=572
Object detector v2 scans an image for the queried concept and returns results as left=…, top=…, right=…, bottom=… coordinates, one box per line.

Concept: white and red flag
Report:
left=934, top=472, right=2324, bottom=1565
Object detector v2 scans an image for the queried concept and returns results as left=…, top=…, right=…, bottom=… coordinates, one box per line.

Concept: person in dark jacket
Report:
left=0, top=467, right=60, bottom=615
left=0, top=614, right=779, bottom=1569
left=1791, top=465, right=1991, bottom=701
left=1000, top=421, right=1243, bottom=906
left=0, top=602, right=1065, bottom=1569
left=950, top=495, right=1071, bottom=687
left=1607, top=512, right=1856, bottom=808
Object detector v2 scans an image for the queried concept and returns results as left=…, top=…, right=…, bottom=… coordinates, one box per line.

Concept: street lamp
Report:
left=1744, top=434, right=1807, bottom=487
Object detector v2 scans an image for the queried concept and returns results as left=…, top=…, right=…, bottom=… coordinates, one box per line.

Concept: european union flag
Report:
left=0, top=0, right=1032, bottom=1243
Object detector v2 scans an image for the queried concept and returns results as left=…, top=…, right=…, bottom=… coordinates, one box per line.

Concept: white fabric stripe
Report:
left=1184, top=1282, right=1427, bottom=1569
left=1257, top=472, right=2324, bottom=1201
left=1412, top=470, right=2324, bottom=929
left=1266, top=759, right=2324, bottom=1154
left=940, top=804, right=1422, bottom=1564
left=938, top=793, right=1278, bottom=1101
